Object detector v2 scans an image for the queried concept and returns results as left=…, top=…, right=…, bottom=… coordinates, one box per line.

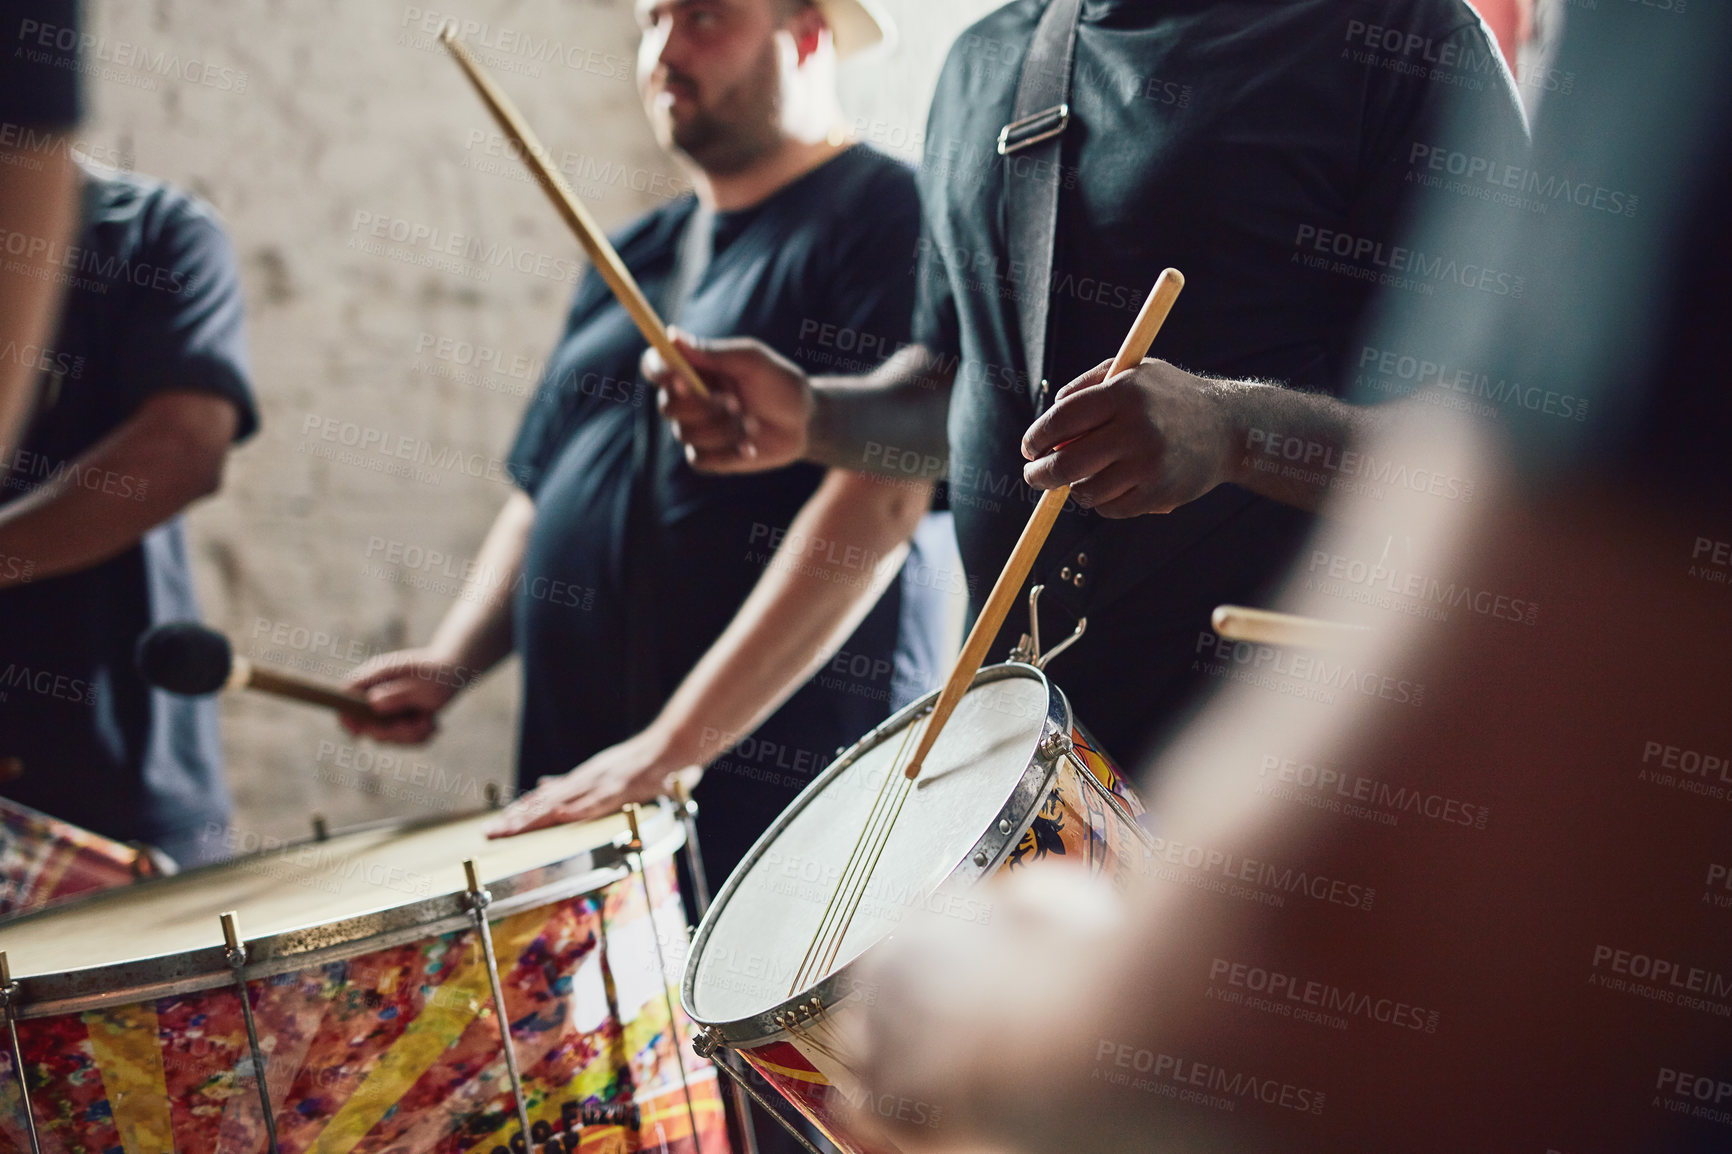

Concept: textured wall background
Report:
left=76, top=0, right=1000, bottom=848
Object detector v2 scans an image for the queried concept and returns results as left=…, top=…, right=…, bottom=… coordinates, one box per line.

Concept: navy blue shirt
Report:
left=0, top=170, right=257, bottom=861
left=915, top=0, right=1529, bottom=763
left=508, top=145, right=931, bottom=884
left=1, top=0, right=83, bottom=128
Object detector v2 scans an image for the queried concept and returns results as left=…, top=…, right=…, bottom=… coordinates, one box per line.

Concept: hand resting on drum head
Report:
left=485, top=728, right=702, bottom=838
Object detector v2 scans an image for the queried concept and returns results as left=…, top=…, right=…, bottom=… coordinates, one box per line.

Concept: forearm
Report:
left=0, top=392, right=234, bottom=586
left=425, top=490, right=534, bottom=675
left=653, top=469, right=932, bottom=764
left=0, top=150, right=79, bottom=455
left=1213, top=380, right=1388, bottom=512
left=808, top=344, right=954, bottom=477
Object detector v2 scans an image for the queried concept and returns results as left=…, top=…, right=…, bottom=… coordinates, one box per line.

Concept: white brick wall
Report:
left=82, top=0, right=1000, bottom=845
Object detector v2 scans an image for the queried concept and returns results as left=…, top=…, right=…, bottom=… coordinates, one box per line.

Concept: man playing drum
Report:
left=653, top=0, right=1528, bottom=771
left=346, top=0, right=951, bottom=912
left=0, top=162, right=259, bottom=868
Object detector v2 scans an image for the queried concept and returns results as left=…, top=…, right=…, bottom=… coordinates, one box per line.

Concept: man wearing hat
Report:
left=348, top=0, right=943, bottom=917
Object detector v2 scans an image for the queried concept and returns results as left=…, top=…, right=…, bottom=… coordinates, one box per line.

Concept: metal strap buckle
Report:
left=997, top=102, right=1070, bottom=156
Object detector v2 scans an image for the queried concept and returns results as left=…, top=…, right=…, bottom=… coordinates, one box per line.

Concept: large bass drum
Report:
left=0, top=803, right=729, bottom=1154
left=682, top=662, right=1152, bottom=1153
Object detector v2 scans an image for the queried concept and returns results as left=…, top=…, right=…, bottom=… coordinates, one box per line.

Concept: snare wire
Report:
left=789, top=707, right=929, bottom=995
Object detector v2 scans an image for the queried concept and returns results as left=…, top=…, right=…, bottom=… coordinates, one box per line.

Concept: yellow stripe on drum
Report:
left=746, top=1054, right=832, bottom=1086
left=310, top=907, right=550, bottom=1154
left=83, top=1003, right=174, bottom=1154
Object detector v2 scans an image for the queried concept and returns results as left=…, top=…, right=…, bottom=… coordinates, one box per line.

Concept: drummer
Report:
left=347, top=0, right=952, bottom=892
left=0, top=161, right=259, bottom=867
left=651, top=0, right=1529, bottom=769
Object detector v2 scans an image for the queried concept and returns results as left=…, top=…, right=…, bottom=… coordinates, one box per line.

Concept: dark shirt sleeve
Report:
left=0, top=0, right=83, bottom=129
left=1354, top=20, right=1531, bottom=249
left=823, top=162, right=922, bottom=359
left=120, top=197, right=259, bottom=441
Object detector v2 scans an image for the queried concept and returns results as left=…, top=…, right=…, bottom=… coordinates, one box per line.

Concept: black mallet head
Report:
left=135, top=621, right=234, bottom=696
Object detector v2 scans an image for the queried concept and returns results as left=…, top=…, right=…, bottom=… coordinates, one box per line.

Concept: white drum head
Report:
left=0, top=810, right=634, bottom=979
left=689, top=669, right=1051, bottom=1023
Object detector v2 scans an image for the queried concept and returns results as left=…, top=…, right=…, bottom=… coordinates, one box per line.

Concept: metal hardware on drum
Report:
left=623, top=804, right=705, bottom=1152
left=671, top=780, right=713, bottom=915
left=219, top=912, right=282, bottom=1154
left=485, top=781, right=503, bottom=808
left=670, top=782, right=762, bottom=1154
left=683, top=662, right=1150, bottom=1153
left=312, top=814, right=329, bottom=841
left=1010, top=584, right=1088, bottom=670
left=462, top=858, right=536, bottom=1153
left=695, top=1027, right=831, bottom=1154
left=0, top=952, right=43, bottom=1154
left=0, top=805, right=726, bottom=1153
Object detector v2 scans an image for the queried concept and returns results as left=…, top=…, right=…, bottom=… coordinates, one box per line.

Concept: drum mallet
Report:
left=135, top=621, right=389, bottom=723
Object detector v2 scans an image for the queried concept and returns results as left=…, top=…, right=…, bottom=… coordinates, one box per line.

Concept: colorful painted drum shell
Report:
left=0, top=796, right=140, bottom=919
left=0, top=839, right=729, bottom=1153
left=686, top=665, right=1154, bottom=1154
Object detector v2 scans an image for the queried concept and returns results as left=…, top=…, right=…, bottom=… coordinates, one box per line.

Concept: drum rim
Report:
left=4, top=801, right=685, bottom=1019
left=681, top=661, right=1070, bottom=1048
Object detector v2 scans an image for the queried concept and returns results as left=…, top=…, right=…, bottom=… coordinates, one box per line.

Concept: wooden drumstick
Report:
left=903, top=269, right=1185, bottom=779
left=1211, top=605, right=1371, bottom=649
left=437, top=24, right=708, bottom=399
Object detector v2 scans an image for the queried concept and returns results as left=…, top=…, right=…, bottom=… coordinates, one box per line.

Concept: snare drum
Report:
left=0, top=796, right=148, bottom=919
left=683, top=662, right=1151, bottom=1154
left=0, top=804, right=729, bottom=1154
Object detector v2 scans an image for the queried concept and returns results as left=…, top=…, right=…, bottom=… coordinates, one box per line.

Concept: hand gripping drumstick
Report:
left=437, top=24, right=708, bottom=398
left=1211, top=605, right=1371, bottom=649
left=903, top=269, right=1185, bottom=779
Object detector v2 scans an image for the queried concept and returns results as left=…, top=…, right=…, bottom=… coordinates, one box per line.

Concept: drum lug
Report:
left=0, top=952, right=44, bottom=1154
left=1038, top=729, right=1074, bottom=762
left=692, top=1024, right=723, bottom=1059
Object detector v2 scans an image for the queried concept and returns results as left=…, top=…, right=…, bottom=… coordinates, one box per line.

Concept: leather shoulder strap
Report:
left=1001, top=0, right=1084, bottom=409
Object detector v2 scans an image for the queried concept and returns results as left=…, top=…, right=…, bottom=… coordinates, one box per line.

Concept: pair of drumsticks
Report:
left=436, top=27, right=1360, bottom=776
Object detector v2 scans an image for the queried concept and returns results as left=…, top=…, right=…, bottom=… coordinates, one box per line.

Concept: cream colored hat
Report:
left=811, top=0, right=895, bottom=58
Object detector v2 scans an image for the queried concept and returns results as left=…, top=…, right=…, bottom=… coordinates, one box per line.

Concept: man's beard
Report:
left=659, top=47, right=784, bottom=175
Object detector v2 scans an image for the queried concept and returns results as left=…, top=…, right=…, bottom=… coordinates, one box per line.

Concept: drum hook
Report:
left=220, top=913, right=281, bottom=1154
left=0, top=952, right=44, bottom=1154
left=1010, top=585, right=1087, bottom=670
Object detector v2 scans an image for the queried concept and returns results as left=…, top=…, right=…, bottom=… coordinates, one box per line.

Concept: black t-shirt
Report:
left=1, top=0, right=83, bottom=129
left=914, top=0, right=1528, bottom=763
left=508, top=145, right=925, bottom=884
left=0, top=170, right=258, bottom=857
